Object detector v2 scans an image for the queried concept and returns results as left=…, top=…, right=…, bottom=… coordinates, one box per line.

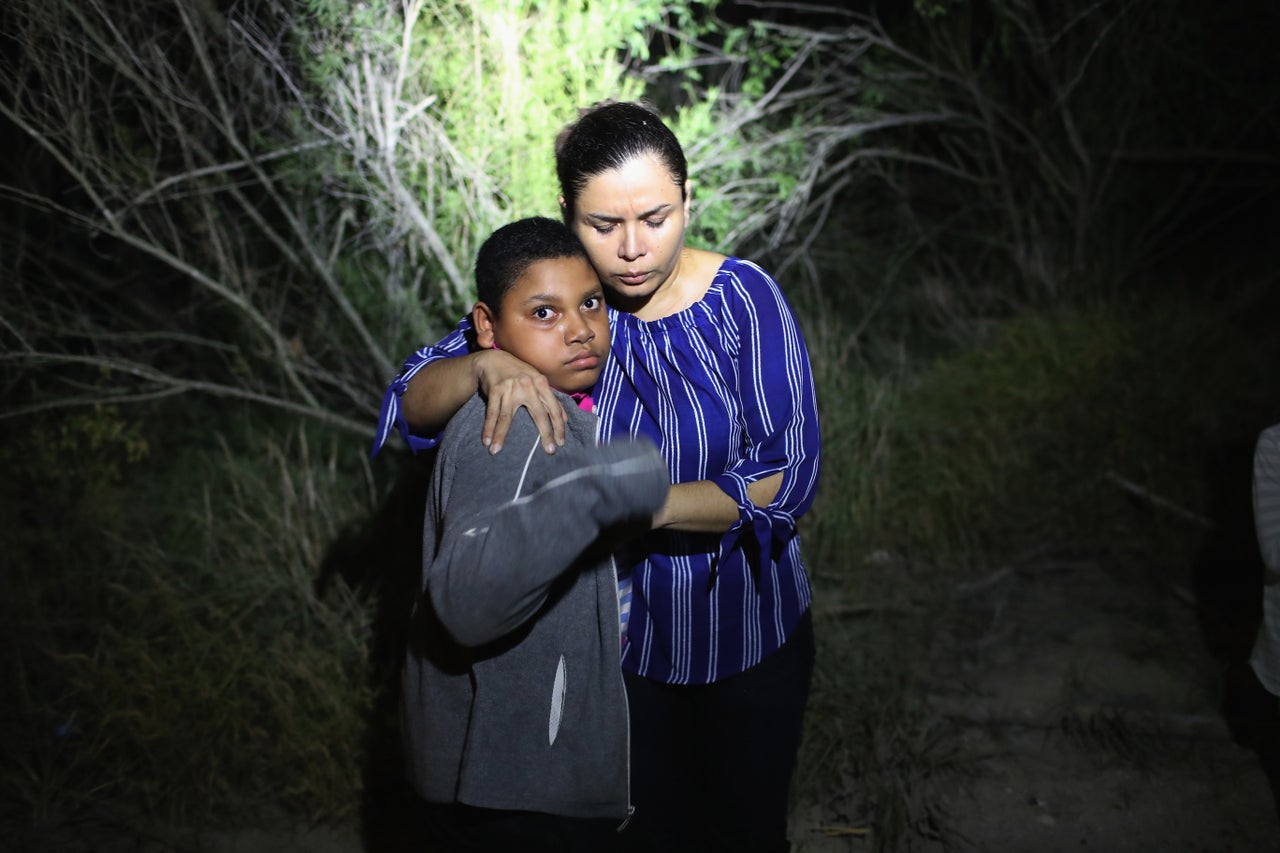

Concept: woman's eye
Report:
left=645, top=218, right=666, bottom=229
left=593, top=225, right=614, bottom=235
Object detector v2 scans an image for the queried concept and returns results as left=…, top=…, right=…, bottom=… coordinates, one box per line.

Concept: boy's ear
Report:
left=472, top=301, right=497, bottom=349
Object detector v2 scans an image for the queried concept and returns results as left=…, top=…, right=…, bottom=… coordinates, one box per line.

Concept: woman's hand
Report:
left=475, top=350, right=568, bottom=455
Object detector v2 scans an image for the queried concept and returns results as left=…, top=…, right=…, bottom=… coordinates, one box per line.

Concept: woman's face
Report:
left=566, top=153, right=691, bottom=307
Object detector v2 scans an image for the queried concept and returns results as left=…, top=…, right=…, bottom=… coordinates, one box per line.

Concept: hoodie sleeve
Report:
left=427, top=411, right=669, bottom=648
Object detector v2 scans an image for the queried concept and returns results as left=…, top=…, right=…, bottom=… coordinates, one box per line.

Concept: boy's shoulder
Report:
left=435, top=394, right=537, bottom=500
left=440, top=392, right=592, bottom=468
left=439, top=393, right=488, bottom=449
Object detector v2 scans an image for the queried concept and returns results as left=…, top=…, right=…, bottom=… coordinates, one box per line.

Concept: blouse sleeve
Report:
left=369, top=316, right=476, bottom=458
left=709, top=262, right=822, bottom=561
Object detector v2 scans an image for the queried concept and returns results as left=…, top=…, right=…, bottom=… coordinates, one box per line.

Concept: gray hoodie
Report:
left=402, top=392, right=669, bottom=820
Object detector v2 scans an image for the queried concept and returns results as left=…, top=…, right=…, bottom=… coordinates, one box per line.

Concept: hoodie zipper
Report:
left=612, top=552, right=634, bottom=833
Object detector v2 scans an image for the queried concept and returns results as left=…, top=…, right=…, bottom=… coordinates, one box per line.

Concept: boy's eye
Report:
left=533, top=307, right=555, bottom=320
left=583, top=296, right=601, bottom=310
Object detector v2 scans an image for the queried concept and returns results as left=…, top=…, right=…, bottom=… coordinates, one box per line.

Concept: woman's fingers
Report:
left=481, top=375, right=567, bottom=454
left=527, top=384, right=569, bottom=453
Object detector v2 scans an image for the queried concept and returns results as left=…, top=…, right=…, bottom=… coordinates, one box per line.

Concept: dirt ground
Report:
left=791, top=553, right=1280, bottom=853
left=11, top=553, right=1280, bottom=853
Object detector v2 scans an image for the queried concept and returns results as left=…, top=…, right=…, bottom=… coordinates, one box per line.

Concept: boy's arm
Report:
left=428, top=412, right=669, bottom=648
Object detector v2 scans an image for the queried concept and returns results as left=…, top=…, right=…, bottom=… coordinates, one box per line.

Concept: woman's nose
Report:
left=618, top=225, right=645, bottom=260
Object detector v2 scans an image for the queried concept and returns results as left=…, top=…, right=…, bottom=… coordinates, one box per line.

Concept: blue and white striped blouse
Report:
left=373, top=257, right=821, bottom=684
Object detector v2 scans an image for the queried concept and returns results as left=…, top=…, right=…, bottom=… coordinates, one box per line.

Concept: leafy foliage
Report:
left=286, top=0, right=666, bottom=331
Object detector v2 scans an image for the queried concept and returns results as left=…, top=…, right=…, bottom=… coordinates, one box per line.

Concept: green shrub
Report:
left=0, top=410, right=376, bottom=823
left=873, top=294, right=1272, bottom=570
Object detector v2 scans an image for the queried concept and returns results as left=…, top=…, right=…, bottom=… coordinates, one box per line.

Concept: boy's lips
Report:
left=567, top=350, right=602, bottom=368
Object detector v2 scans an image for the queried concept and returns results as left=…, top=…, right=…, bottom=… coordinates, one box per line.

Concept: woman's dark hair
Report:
left=554, top=100, right=688, bottom=220
left=474, top=217, right=588, bottom=315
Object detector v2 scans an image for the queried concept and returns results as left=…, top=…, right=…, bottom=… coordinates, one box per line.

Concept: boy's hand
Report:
left=475, top=350, right=567, bottom=454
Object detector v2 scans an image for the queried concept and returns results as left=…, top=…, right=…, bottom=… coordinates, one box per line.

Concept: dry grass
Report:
left=0, top=410, right=378, bottom=826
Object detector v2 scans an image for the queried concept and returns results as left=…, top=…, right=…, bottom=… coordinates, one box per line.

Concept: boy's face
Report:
left=473, top=255, right=610, bottom=394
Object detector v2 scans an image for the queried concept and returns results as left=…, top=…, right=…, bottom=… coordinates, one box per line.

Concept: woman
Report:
left=374, top=101, right=821, bottom=853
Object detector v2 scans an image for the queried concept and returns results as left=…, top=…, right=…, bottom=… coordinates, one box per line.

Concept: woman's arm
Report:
left=397, top=350, right=490, bottom=436
left=372, top=316, right=568, bottom=457
left=652, top=475, right=782, bottom=533
left=666, top=261, right=821, bottom=539
left=401, top=349, right=568, bottom=454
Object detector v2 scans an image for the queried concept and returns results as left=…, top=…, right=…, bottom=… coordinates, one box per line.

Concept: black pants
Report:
left=620, top=610, right=815, bottom=853
left=421, top=801, right=624, bottom=853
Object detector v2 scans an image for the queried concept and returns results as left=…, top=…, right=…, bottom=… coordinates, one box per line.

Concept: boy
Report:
left=401, top=217, right=668, bottom=852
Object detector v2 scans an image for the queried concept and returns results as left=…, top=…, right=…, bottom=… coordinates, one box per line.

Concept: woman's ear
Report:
left=558, top=194, right=569, bottom=223
left=682, top=181, right=693, bottom=219
left=472, top=301, right=498, bottom=349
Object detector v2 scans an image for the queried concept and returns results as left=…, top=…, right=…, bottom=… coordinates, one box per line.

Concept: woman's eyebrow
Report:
left=586, top=203, right=672, bottom=223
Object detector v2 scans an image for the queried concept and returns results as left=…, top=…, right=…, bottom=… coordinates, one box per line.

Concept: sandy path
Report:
left=793, top=555, right=1280, bottom=852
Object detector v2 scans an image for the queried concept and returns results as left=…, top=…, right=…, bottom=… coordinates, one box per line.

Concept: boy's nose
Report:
left=565, top=315, right=595, bottom=343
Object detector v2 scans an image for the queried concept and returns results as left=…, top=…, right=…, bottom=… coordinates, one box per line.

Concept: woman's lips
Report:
left=617, top=270, right=650, bottom=286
